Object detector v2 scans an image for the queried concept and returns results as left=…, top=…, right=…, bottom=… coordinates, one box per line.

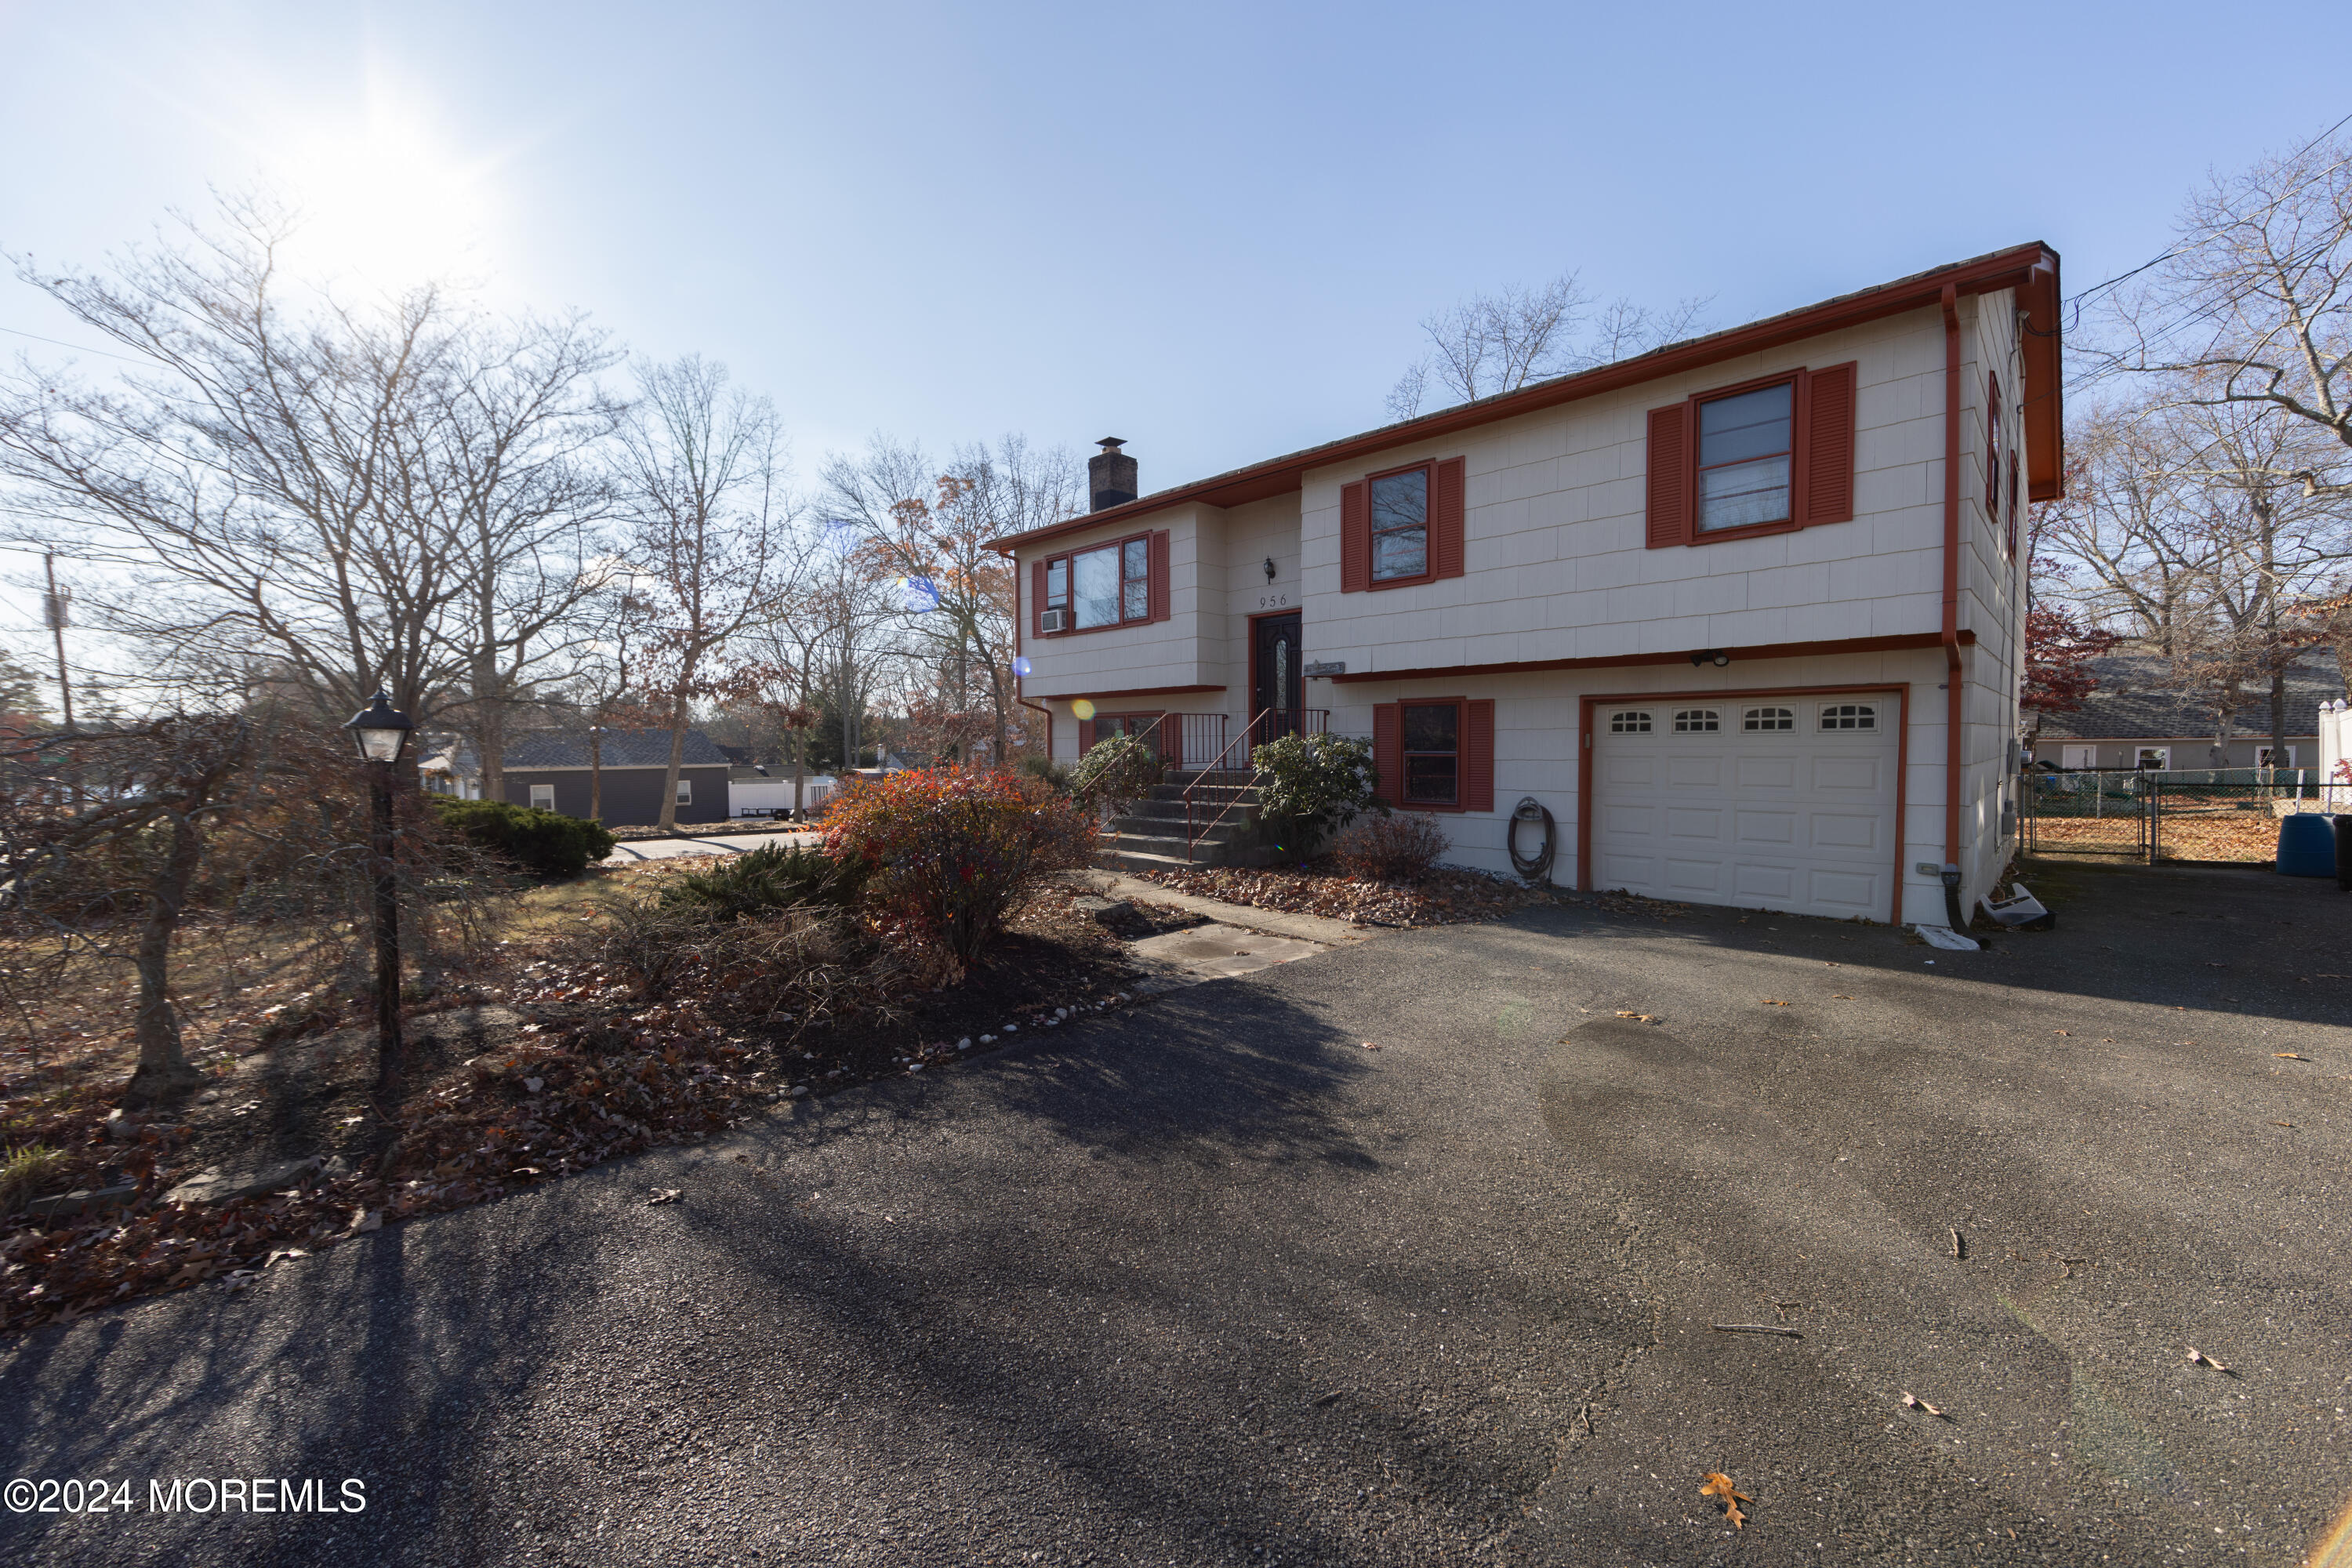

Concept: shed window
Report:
left=1697, top=382, right=1794, bottom=532
left=1819, top=703, right=1877, bottom=732
left=676, top=779, right=693, bottom=804
left=528, top=783, right=555, bottom=810
left=1672, top=708, right=1720, bottom=733
left=1401, top=702, right=1460, bottom=804
left=1610, top=710, right=1653, bottom=734
left=1743, top=706, right=1795, bottom=731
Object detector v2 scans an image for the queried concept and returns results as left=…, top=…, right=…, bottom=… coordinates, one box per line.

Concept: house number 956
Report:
left=1258, top=593, right=1290, bottom=608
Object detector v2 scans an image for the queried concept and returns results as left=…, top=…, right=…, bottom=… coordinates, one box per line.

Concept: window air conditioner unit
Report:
left=1039, top=608, right=1069, bottom=633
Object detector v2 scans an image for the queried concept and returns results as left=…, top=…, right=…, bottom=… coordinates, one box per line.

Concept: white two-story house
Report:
left=994, top=243, right=2062, bottom=928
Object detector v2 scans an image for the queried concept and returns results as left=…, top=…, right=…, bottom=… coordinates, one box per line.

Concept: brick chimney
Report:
left=1087, top=437, right=1138, bottom=512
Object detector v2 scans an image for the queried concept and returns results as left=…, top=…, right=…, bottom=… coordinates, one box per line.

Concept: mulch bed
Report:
left=0, top=886, right=1166, bottom=1336
left=1134, top=862, right=1552, bottom=927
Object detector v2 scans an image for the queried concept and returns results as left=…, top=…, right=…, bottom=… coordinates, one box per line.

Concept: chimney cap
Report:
left=1095, top=437, right=1126, bottom=452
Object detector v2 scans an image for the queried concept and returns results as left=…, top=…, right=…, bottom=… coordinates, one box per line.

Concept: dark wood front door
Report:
left=1253, top=613, right=1302, bottom=743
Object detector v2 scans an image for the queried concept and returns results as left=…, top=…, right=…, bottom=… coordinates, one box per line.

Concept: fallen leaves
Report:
left=1700, top=1472, right=1751, bottom=1529
left=1831, top=993, right=1854, bottom=1000
left=1133, top=865, right=1544, bottom=929
left=1358, top=1041, right=1382, bottom=1051
left=2187, top=1347, right=2233, bottom=1374
left=1901, top=1392, right=1947, bottom=1418
left=647, top=1189, right=683, bottom=1206
left=2274, top=1053, right=2308, bottom=1061
left=1613, top=1010, right=1658, bottom=1024
left=1761, top=999, right=1790, bottom=1007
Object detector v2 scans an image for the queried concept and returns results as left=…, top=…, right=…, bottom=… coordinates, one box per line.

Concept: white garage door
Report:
left=1591, top=695, right=1898, bottom=920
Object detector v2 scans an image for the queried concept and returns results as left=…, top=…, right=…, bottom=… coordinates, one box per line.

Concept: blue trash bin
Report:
left=2277, top=812, right=2336, bottom=876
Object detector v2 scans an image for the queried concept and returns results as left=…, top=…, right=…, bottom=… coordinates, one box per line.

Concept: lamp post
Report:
left=343, top=692, right=413, bottom=1098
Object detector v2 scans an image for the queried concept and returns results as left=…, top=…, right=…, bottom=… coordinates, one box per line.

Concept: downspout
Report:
left=1002, top=546, right=1053, bottom=762
left=1940, top=284, right=1966, bottom=907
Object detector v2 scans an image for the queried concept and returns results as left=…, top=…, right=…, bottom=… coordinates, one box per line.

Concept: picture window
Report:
left=1044, top=535, right=1154, bottom=630
left=1742, top=706, right=1795, bottom=731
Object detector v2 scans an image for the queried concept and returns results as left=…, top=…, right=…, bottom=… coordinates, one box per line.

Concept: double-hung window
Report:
left=1040, top=533, right=1156, bottom=632
left=1696, top=382, right=1795, bottom=532
left=1400, top=702, right=1460, bottom=805
left=1370, top=467, right=1431, bottom=582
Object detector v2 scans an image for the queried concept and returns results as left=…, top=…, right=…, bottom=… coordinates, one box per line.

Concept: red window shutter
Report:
left=1149, top=530, right=1171, bottom=621
left=1801, top=361, right=1857, bottom=526
left=1032, top=559, right=1049, bottom=636
left=1077, top=717, right=1095, bottom=754
left=1463, top=699, right=1494, bottom=813
left=1646, top=404, right=1691, bottom=548
left=1372, top=702, right=1401, bottom=806
left=1432, top=456, right=1466, bottom=579
left=2005, top=450, right=2020, bottom=557
left=1341, top=481, right=1370, bottom=593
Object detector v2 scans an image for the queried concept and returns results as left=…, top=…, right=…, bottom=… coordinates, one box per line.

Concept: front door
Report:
left=1253, top=613, right=1302, bottom=745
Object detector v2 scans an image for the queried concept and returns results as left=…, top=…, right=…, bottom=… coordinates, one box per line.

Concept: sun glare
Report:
left=257, top=77, right=497, bottom=291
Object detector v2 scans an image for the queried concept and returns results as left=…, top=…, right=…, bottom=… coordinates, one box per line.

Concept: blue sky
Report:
left=1, top=1, right=2347, bottom=510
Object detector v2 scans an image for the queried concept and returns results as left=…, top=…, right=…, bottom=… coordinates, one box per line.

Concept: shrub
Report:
left=1334, top=812, right=1451, bottom=884
left=657, top=842, right=864, bottom=922
left=0, top=1144, right=66, bottom=1215
left=1018, top=753, right=1076, bottom=794
left=823, top=768, right=1094, bottom=971
left=1070, top=732, right=1163, bottom=810
left=430, top=798, right=618, bottom=878
left=1250, top=732, right=1378, bottom=860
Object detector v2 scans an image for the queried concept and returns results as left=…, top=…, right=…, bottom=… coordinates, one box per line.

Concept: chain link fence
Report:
left=2024, top=768, right=2336, bottom=865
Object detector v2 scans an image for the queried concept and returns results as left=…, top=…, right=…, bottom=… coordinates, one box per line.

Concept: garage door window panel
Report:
left=1820, top=702, right=1877, bottom=731
left=1744, top=706, right=1794, bottom=731
left=1673, top=708, right=1721, bottom=733
left=1610, top=710, right=1653, bottom=733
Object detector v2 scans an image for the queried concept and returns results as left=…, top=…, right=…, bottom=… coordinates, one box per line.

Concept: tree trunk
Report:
left=2270, top=666, right=2290, bottom=775
left=658, top=688, right=690, bottom=831
left=472, top=652, right=507, bottom=804
left=122, top=808, right=205, bottom=1105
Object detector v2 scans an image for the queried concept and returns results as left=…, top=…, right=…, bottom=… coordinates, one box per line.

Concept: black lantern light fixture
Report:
left=343, top=691, right=412, bottom=1098
left=1263, top=556, right=1277, bottom=583
left=344, top=691, right=414, bottom=764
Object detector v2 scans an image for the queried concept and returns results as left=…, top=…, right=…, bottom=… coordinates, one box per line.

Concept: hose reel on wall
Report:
left=1508, top=797, right=1555, bottom=884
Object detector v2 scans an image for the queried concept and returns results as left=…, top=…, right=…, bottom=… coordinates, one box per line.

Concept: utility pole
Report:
left=43, top=554, right=73, bottom=730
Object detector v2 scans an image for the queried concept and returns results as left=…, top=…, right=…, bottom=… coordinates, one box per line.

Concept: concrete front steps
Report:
left=1099, top=768, right=1272, bottom=872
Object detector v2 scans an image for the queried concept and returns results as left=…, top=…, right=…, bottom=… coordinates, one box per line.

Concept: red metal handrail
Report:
left=1181, top=708, right=1275, bottom=862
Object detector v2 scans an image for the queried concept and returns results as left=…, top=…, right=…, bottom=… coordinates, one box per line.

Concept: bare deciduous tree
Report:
left=613, top=356, right=794, bottom=829
left=2100, top=133, right=2352, bottom=498
left=1386, top=274, right=1710, bottom=420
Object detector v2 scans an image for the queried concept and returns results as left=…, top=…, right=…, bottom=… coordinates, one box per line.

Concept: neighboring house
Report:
left=429, top=730, right=732, bottom=826
left=995, top=243, right=2065, bottom=927
left=2031, top=648, right=2345, bottom=771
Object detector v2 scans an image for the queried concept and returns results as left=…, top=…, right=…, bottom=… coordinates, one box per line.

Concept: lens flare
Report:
left=1071, top=699, right=1096, bottom=720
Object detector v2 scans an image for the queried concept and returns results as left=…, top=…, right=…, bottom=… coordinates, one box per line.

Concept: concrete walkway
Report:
left=600, top=828, right=822, bottom=865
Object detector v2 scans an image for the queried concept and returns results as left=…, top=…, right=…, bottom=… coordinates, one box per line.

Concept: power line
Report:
left=2060, top=107, right=2352, bottom=320
left=0, top=324, right=147, bottom=366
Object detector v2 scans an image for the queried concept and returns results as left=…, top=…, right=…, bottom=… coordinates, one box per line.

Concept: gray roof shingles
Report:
left=501, top=730, right=729, bottom=769
left=2036, top=648, right=2344, bottom=740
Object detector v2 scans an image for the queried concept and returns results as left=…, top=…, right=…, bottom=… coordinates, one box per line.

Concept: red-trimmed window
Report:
left=1036, top=530, right=1168, bottom=633
left=1341, top=456, right=1465, bottom=591
left=1987, top=372, right=2005, bottom=548
left=1371, top=697, right=1494, bottom=812
left=1647, top=362, right=1855, bottom=547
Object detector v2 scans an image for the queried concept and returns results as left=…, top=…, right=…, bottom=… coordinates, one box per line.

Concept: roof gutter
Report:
left=989, top=242, right=2062, bottom=554
left=1940, top=283, right=1965, bottom=872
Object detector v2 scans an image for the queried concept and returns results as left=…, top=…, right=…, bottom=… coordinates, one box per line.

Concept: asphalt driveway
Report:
left=2, top=862, right=2347, bottom=1566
